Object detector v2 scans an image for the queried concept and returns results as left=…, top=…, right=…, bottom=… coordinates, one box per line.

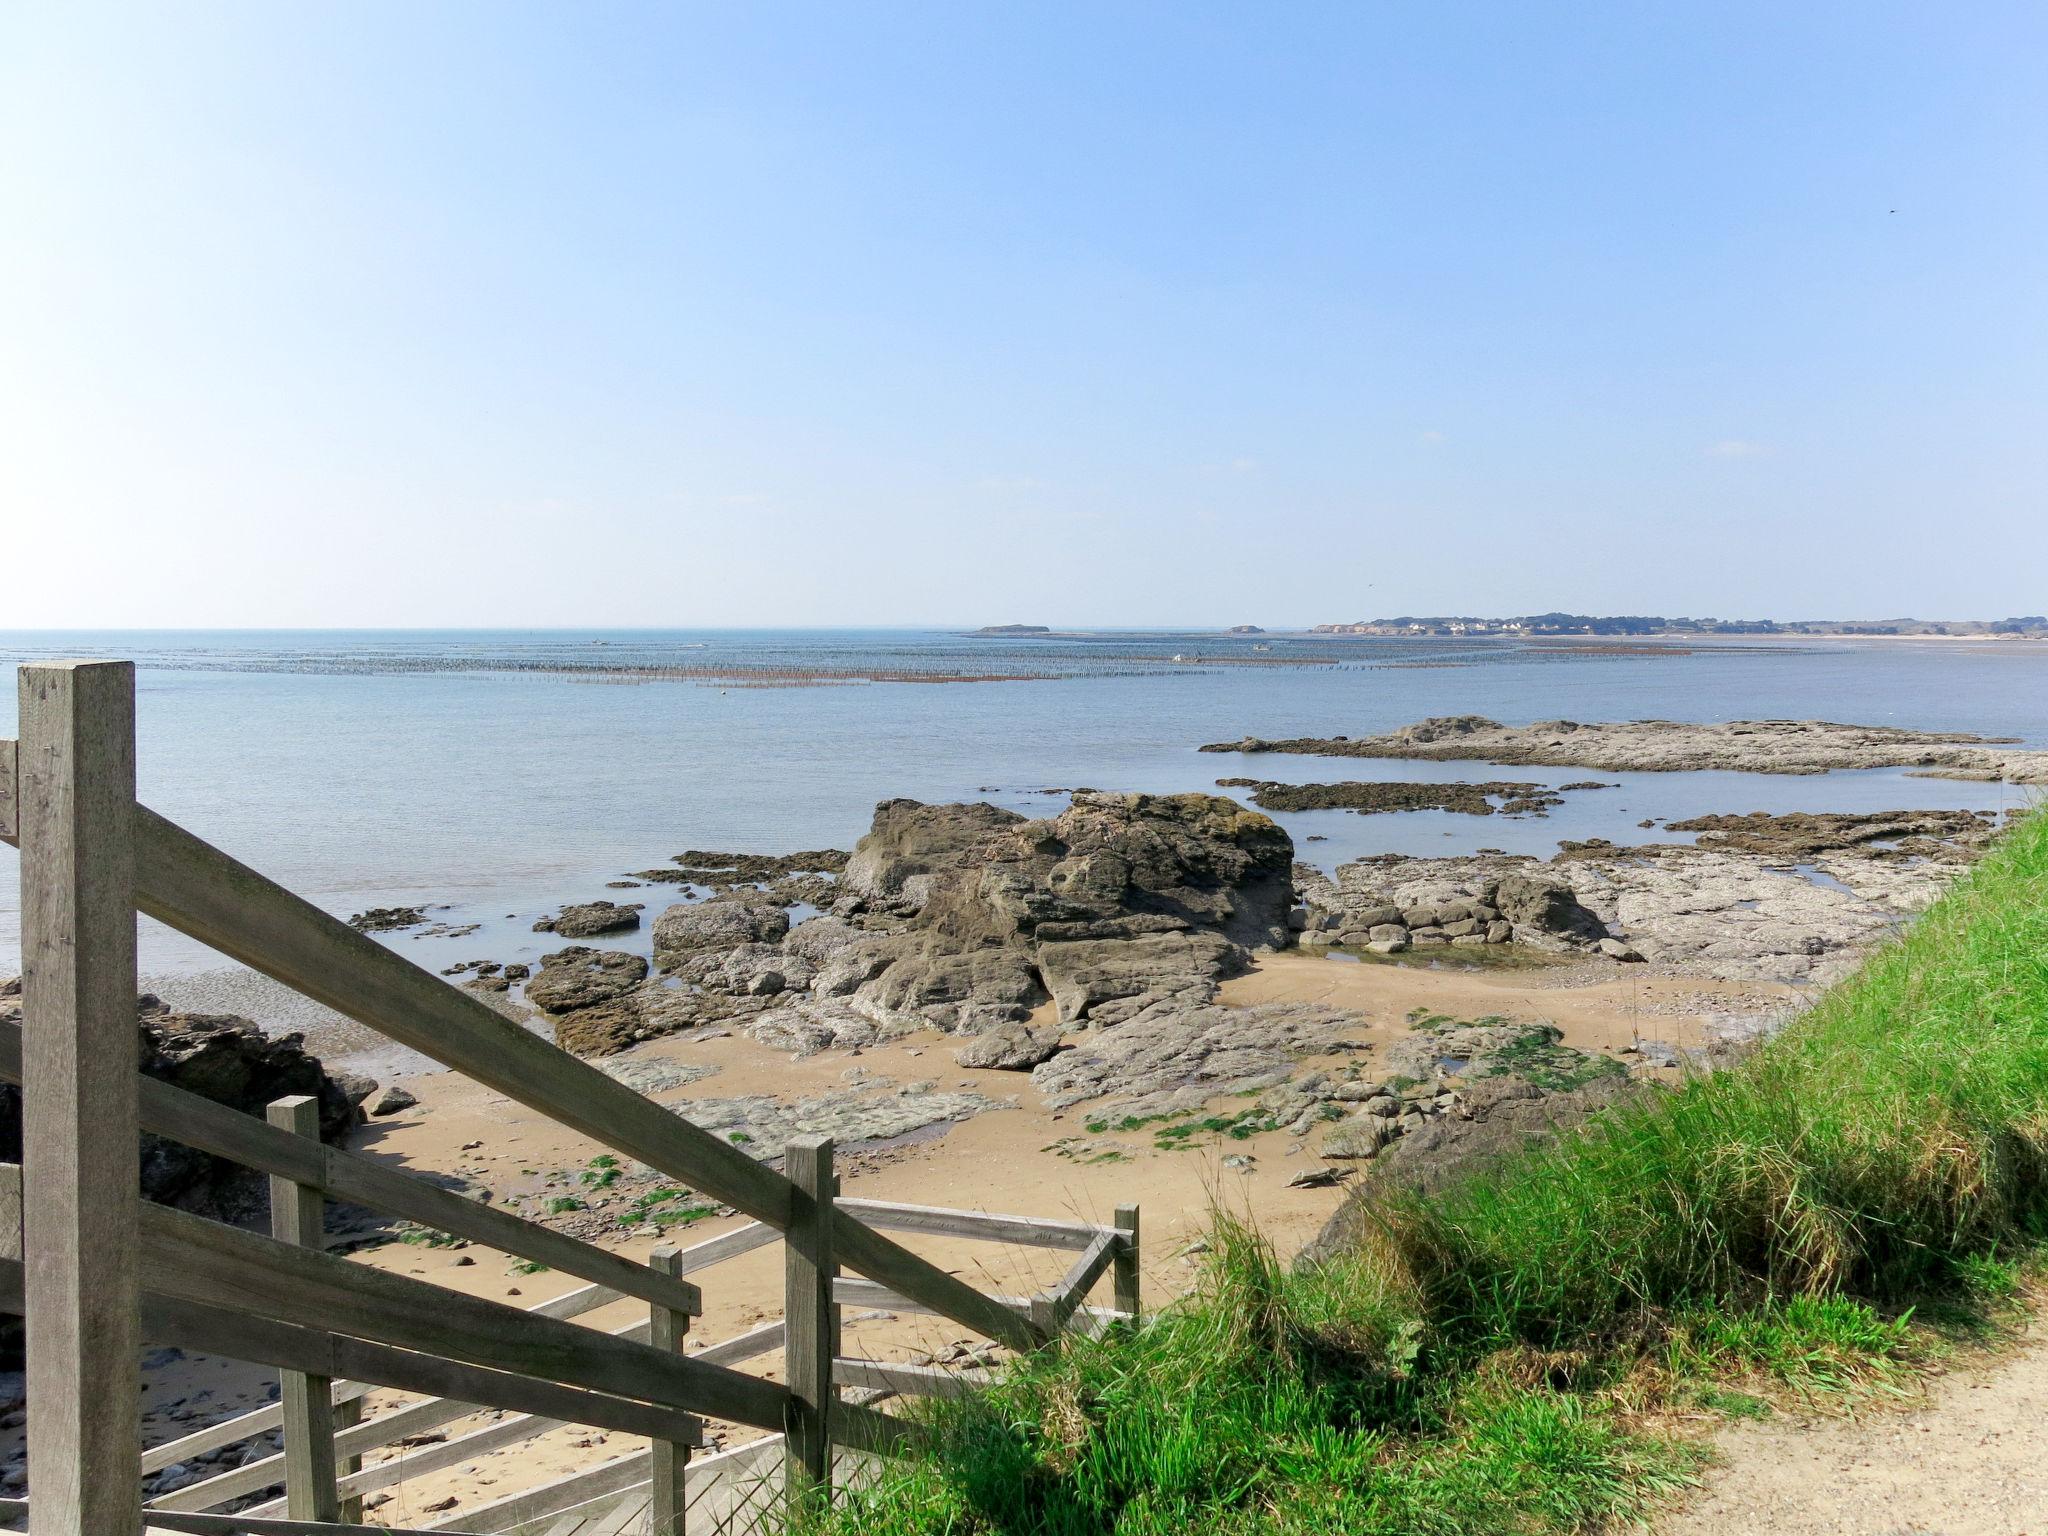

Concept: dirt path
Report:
left=1658, top=1318, right=2048, bottom=1536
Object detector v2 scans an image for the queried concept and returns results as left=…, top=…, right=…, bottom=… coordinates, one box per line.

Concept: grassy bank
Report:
left=802, top=808, right=2048, bottom=1535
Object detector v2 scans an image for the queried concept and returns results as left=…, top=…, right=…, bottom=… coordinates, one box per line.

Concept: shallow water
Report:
left=2, top=628, right=2044, bottom=979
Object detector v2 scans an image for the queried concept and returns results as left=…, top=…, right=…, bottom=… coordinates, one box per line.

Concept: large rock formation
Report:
left=838, top=791, right=1295, bottom=1031
left=527, top=791, right=1299, bottom=1056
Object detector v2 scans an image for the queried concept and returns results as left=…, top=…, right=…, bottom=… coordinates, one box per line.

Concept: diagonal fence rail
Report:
left=0, top=659, right=1141, bottom=1536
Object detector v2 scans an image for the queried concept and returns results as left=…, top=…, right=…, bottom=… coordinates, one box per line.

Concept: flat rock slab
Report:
left=1030, top=1000, right=1367, bottom=1110
left=1202, top=715, right=2048, bottom=783
left=742, top=997, right=901, bottom=1057
left=666, top=1085, right=1012, bottom=1161
left=596, top=1056, right=723, bottom=1095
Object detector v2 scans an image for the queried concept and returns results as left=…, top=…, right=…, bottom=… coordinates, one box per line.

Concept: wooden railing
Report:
left=0, top=661, right=1142, bottom=1536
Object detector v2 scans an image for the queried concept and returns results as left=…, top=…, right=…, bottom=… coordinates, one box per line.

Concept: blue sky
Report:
left=4, top=3, right=2043, bottom=627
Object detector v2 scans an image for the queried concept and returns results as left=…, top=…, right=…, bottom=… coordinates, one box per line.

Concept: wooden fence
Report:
left=0, top=660, right=1140, bottom=1536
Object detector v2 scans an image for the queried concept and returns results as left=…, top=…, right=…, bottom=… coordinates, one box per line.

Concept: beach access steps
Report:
left=0, top=661, right=1142, bottom=1536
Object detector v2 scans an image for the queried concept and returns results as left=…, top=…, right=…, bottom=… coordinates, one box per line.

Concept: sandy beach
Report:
left=49, top=941, right=1793, bottom=1527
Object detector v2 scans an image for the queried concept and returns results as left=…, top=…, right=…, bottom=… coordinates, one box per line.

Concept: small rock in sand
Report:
left=370, top=1085, right=419, bottom=1117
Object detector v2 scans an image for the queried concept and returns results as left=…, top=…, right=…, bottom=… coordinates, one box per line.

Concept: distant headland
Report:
left=1309, top=612, right=2048, bottom=638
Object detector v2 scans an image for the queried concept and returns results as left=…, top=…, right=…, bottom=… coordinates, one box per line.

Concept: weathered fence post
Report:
left=783, top=1136, right=835, bottom=1511
left=1113, top=1204, right=1141, bottom=1318
left=19, top=659, right=142, bottom=1536
left=267, top=1095, right=341, bottom=1522
left=648, top=1245, right=691, bottom=1536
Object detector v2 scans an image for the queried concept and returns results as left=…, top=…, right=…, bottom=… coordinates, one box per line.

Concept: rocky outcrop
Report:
left=839, top=800, right=1027, bottom=912
left=1302, top=1072, right=1639, bottom=1265
left=1306, top=830, right=1975, bottom=983
left=540, top=792, right=1301, bottom=1058
left=745, top=998, right=896, bottom=1057
left=783, top=915, right=869, bottom=968
left=838, top=792, right=1295, bottom=1031
left=552, top=1000, right=657, bottom=1055
left=0, top=994, right=363, bottom=1221
left=1034, top=928, right=1242, bottom=1026
left=1492, top=871, right=1608, bottom=946
left=663, top=1082, right=1008, bottom=1162
left=1201, top=716, right=2048, bottom=783
left=1553, top=847, right=1927, bottom=983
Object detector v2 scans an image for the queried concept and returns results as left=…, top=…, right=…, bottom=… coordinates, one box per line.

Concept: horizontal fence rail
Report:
left=0, top=1022, right=704, bottom=1323
left=0, top=1251, right=705, bottom=1451
left=0, top=1501, right=449, bottom=1536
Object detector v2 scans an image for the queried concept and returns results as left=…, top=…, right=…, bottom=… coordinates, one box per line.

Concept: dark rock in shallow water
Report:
left=664, top=849, right=849, bottom=886
left=1213, top=778, right=1565, bottom=817
left=348, top=905, right=428, bottom=933
left=535, top=900, right=644, bottom=938
left=1662, top=808, right=1997, bottom=862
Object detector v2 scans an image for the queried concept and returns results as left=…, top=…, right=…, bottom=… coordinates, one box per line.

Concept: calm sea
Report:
left=3, top=629, right=2045, bottom=979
